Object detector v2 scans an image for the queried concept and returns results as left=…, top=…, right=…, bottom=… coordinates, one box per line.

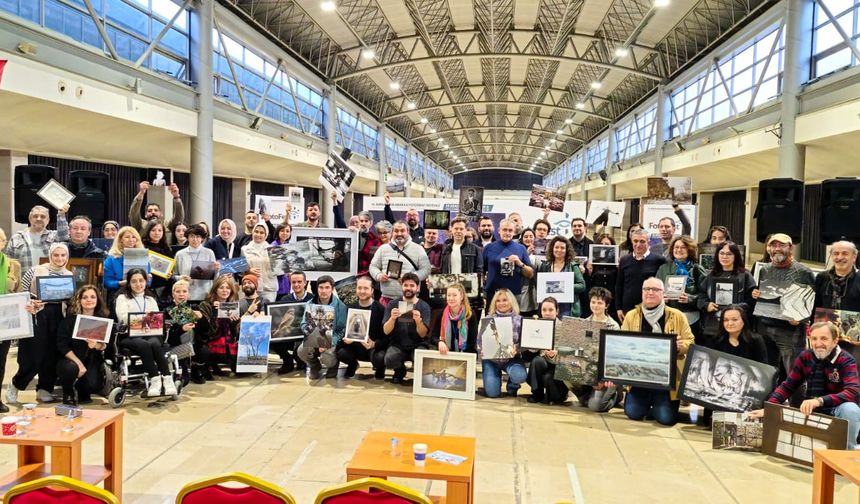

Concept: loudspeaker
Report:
left=69, top=171, right=110, bottom=227
left=754, top=178, right=804, bottom=243
left=820, top=178, right=860, bottom=243
left=598, top=169, right=608, bottom=181
left=14, top=164, right=57, bottom=224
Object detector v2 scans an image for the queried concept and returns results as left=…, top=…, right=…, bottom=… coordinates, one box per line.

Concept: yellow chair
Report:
left=176, top=472, right=296, bottom=504
left=314, top=477, right=433, bottom=504
left=3, top=475, right=120, bottom=504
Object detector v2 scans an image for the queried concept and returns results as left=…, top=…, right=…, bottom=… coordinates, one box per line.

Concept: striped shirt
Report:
left=767, top=348, right=860, bottom=408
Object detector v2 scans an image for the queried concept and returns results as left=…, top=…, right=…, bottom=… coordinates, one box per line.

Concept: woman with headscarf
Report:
left=206, top=219, right=241, bottom=260
left=241, top=223, right=277, bottom=302
left=7, top=242, right=73, bottom=404
left=0, top=228, right=22, bottom=412
left=101, top=220, right=119, bottom=240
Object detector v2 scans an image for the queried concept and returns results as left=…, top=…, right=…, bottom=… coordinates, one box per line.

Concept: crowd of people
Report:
left=1, top=180, right=859, bottom=451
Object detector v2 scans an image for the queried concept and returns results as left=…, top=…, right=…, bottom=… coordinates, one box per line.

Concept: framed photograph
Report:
left=712, top=412, right=764, bottom=451
left=127, top=312, right=165, bottom=337
left=304, top=304, right=335, bottom=347
left=290, top=227, right=359, bottom=281
left=36, top=276, right=75, bottom=302
left=641, top=204, right=698, bottom=240
left=412, top=349, right=476, bottom=401
left=148, top=251, right=176, bottom=280
left=344, top=308, right=371, bottom=343
left=664, top=275, right=687, bottom=300
left=585, top=201, right=625, bottom=228
left=36, top=178, right=75, bottom=210
left=122, top=248, right=150, bottom=276
left=529, top=184, right=565, bottom=212
left=236, top=315, right=272, bottom=373
left=458, top=186, right=484, bottom=222
left=714, top=279, right=736, bottom=307
left=589, top=244, right=618, bottom=266
left=266, top=303, right=306, bottom=341
left=386, top=259, right=403, bottom=280
left=334, top=276, right=358, bottom=306
left=189, top=260, right=217, bottom=280
left=536, top=272, right=576, bottom=303
left=646, top=176, right=693, bottom=205
left=0, top=292, right=34, bottom=341
left=573, top=256, right=588, bottom=266
left=268, top=246, right=290, bottom=277
left=762, top=402, right=848, bottom=467
left=520, top=318, right=554, bottom=350
left=598, top=330, right=678, bottom=390
left=423, top=209, right=450, bottom=230
left=67, top=258, right=99, bottom=290
left=397, top=301, right=414, bottom=315
left=319, top=150, right=357, bottom=203
left=71, top=315, right=113, bottom=344
left=699, top=253, right=715, bottom=271
left=753, top=280, right=815, bottom=321
left=552, top=317, right=607, bottom=385
left=217, top=301, right=239, bottom=319
left=188, top=279, right=212, bottom=302
left=478, top=316, right=517, bottom=361
left=218, top=257, right=249, bottom=276
left=254, top=195, right=291, bottom=225
left=814, top=308, right=860, bottom=342
left=678, top=345, right=778, bottom=412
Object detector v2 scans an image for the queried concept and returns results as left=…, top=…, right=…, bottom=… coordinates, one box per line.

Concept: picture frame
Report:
left=412, top=349, right=476, bottom=401
left=428, top=273, right=481, bottom=300
left=423, top=209, right=450, bottom=230
left=344, top=308, right=371, bottom=343
left=304, top=304, right=336, bottom=348
left=814, top=308, right=860, bottom=342
left=217, top=302, right=239, bottom=319
left=536, top=272, right=576, bottom=303
left=290, top=227, right=359, bottom=281
left=218, top=257, right=249, bottom=276
left=478, top=316, right=517, bottom=361
left=528, top=184, right=565, bottom=212
left=71, top=315, right=113, bottom=344
left=458, top=186, right=484, bottom=222
left=36, top=275, right=76, bottom=302
left=646, top=176, right=693, bottom=205
left=753, top=280, right=815, bottom=322
left=552, top=317, right=607, bottom=385
left=677, top=345, right=778, bottom=412
left=36, top=178, right=75, bottom=210
left=386, top=259, right=403, bottom=280
left=762, top=402, right=848, bottom=467
left=122, top=248, right=150, bottom=276
left=236, top=315, right=272, bottom=373
left=266, top=302, right=306, bottom=341
left=148, top=251, right=176, bottom=280
left=598, top=330, right=678, bottom=390
left=589, top=244, right=618, bottom=266
left=0, top=292, right=34, bottom=341
left=714, top=279, right=736, bottom=307
left=585, top=201, right=625, bottom=228
left=41, top=258, right=101, bottom=291
left=319, top=150, right=357, bottom=203
left=127, top=312, right=165, bottom=337
left=520, top=318, right=555, bottom=350
left=189, top=260, right=217, bottom=280
left=712, top=412, right=764, bottom=451
left=664, top=275, right=687, bottom=300
left=699, top=253, right=715, bottom=271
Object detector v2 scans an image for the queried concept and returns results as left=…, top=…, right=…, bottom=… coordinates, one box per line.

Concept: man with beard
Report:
left=238, top=273, right=266, bottom=317
left=354, top=211, right=381, bottom=277
left=273, top=271, right=314, bottom=374
left=650, top=206, right=692, bottom=257
left=337, top=276, right=387, bottom=379
left=478, top=216, right=496, bottom=248
left=750, top=322, right=860, bottom=449
left=815, top=241, right=860, bottom=311
left=439, top=217, right=483, bottom=312
left=615, top=229, right=667, bottom=321
left=382, top=273, right=431, bottom=384
left=287, top=201, right=321, bottom=228
left=422, top=229, right=444, bottom=274
left=4, top=204, right=69, bottom=271
left=298, top=275, right=347, bottom=379
left=383, top=192, right=424, bottom=244
left=752, top=233, right=815, bottom=405
left=569, top=218, right=592, bottom=259
left=129, top=180, right=185, bottom=243
left=67, top=216, right=106, bottom=259
left=369, top=220, right=431, bottom=306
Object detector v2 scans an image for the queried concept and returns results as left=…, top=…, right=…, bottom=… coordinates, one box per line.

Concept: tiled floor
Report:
left=1, top=354, right=856, bottom=503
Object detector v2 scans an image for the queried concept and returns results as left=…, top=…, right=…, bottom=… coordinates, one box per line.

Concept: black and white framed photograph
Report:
left=678, top=345, right=778, bottom=412
left=715, top=279, right=736, bottom=307
left=413, top=349, right=476, bottom=401
left=423, top=209, right=450, bottom=230
left=699, top=253, right=714, bottom=271
left=122, top=248, right=150, bottom=276
left=536, top=272, right=576, bottom=303
left=36, top=276, right=76, bottom=302
left=267, top=302, right=306, bottom=341
left=520, top=318, right=555, bottom=350
left=712, top=412, right=764, bottom=451
left=148, top=251, right=176, bottom=280
left=36, top=178, right=75, bottom=210
left=664, top=275, right=687, bottom=300
left=319, top=150, right=357, bottom=203
left=386, top=259, right=403, bottom=280
left=72, top=315, right=113, bottom=344
left=290, top=228, right=359, bottom=281
left=478, top=316, right=517, bottom=361
left=458, top=186, right=484, bottom=221
left=128, top=312, right=165, bottom=337
left=428, top=273, right=481, bottom=300
left=753, top=280, right=815, bottom=321
left=589, top=244, right=618, bottom=266
left=585, top=201, right=625, bottom=228
left=344, top=308, right=371, bottom=343
left=0, top=292, right=34, bottom=341
left=217, top=302, right=239, bottom=319
left=598, top=330, right=678, bottom=390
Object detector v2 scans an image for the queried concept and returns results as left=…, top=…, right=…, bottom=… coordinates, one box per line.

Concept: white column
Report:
left=322, top=85, right=337, bottom=227
left=654, top=84, right=667, bottom=176
left=377, top=125, right=387, bottom=197
left=189, top=0, right=214, bottom=226
left=778, top=0, right=812, bottom=179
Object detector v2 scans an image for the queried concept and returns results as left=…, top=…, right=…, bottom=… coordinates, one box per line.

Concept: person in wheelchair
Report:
left=114, top=268, right=177, bottom=397
left=166, top=279, right=202, bottom=385
left=194, top=275, right=241, bottom=376
left=56, top=285, right=112, bottom=406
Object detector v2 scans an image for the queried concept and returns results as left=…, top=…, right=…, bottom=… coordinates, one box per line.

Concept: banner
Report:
left=641, top=204, right=698, bottom=239
left=254, top=195, right=291, bottom=225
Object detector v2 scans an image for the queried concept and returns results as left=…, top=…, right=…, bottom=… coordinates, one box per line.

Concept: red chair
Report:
left=3, top=476, right=119, bottom=504
left=314, top=478, right=432, bottom=504
left=175, top=472, right=296, bottom=504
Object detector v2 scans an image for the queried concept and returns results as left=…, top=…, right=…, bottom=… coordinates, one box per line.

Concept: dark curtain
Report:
left=628, top=198, right=641, bottom=228
left=711, top=190, right=747, bottom=245
left=169, top=172, right=232, bottom=229
left=353, top=193, right=365, bottom=213
left=454, top=170, right=542, bottom=190
left=250, top=181, right=285, bottom=210
left=801, top=183, right=826, bottom=263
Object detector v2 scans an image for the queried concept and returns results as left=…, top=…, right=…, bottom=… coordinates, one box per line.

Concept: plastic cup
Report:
left=413, top=443, right=428, bottom=467
left=1, top=417, right=16, bottom=436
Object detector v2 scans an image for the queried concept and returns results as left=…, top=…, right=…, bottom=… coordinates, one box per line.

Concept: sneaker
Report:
left=277, top=361, right=295, bottom=375
left=0, top=402, right=8, bottom=413
left=344, top=364, right=358, bottom=379
left=5, top=385, right=18, bottom=404
left=36, top=389, right=55, bottom=403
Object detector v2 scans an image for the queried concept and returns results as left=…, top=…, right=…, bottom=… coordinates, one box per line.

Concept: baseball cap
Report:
left=767, top=233, right=793, bottom=245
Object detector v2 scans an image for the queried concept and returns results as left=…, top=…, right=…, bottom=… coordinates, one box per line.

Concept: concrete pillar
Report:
left=579, top=152, right=587, bottom=200
left=343, top=192, right=355, bottom=219
left=377, top=125, right=387, bottom=197
left=605, top=128, right=616, bottom=201
left=696, top=192, right=714, bottom=243
left=189, top=0, right=214, bottom=226
left=744, top=187, right=760, bottom=264
left=404, top=144, right=413, bottom=197
left=0, top=150, right=27, bottom=234
left=654, top=84, right=667, bottom=176
left=231, top=178, right=249, bottom=223
left=778, top=0, right=813, bottom=179
left=322, top=84, right=337, bottom=227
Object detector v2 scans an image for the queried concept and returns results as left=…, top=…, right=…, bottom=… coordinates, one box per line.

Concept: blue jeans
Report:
left=482, top=360, right=527, bottom=398
left=820, top=402, right=860, bottom=450
left=623, top=387, right=679, bottom=426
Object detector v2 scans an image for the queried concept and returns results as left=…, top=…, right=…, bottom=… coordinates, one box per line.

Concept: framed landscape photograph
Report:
left=148, top=251, right=176, bottom=279
left=344, top=308, right=371, bottom=343
left=37, top=178, right=75, bottom=210
left=236, top=315, right=272, bottom=373
left=423, top=209, right=450, bottom=230
left=122, top=248, right=150, bottom=276
left=72, top=315, right=113, bottom=344
left=267, top=303, right=306, bottom=341
left=714, top=279, right=736, bottom=307
left=291, top=228, right=359, bottom=281
left=598, top=330, right=677, bottom=390
left=589, top=244, right=618, bottom=266
left=127, top=312, right=165, bottom=337
left=762, top=403, right=848, bottom=467
left=36, top=275, right=76, bottom=302
left=0, top=292, right=34, bottom=341
left=536, top=272, right=576, bottom=303
left=552, top=317, right=607, bottom=385
left=412, top=349, right=476, bottom=401
left=678, top=345, right=778, bottom=412
left=753, top=280, right=815, bottom=322
left=664, top=275, right=686, bottom=300
left=478, top=316, right=517, bottom=361
left=520, top=318, right=554, bottom=350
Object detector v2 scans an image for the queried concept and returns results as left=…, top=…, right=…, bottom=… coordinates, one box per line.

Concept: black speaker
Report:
left=14, top=164, right=57, bottom=224
left=69, top=171, right=110, bottom=227
left=820, top=178, right=860, bottom=243
left=598, top=169, right=608, bottom=181
left=754, top=178, right=804, bottom=243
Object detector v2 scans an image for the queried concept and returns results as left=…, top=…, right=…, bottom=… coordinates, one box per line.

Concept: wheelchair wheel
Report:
left=107, top=388, right=126, bottom=408
left=101, top=363, right=115, bottom=397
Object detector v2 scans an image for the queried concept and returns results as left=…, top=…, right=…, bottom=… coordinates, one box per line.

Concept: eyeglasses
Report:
left=717, top=251, right=734, bottom=257
left=642, top=287, right=664, bottom=293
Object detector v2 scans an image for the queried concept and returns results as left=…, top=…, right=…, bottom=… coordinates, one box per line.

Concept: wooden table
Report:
left=812, top=448, right=860, bottom=504
left=346, top=431, right=475, bottom=504
left=0, top=408, right=123, bottom=499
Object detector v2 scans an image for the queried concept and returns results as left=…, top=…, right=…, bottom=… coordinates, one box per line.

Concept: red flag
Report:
left=0, top=60, right=6, bottom=86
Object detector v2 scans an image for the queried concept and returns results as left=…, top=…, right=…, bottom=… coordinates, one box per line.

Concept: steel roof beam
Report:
left=385, top=99, right=612, bottom=121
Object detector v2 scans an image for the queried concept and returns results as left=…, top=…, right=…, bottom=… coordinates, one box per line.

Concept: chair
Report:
left=175, top=472, right=296, bottom=504
left=3, top=475, right=119, bottom=504
left=314, top=477, right=432, bottom=504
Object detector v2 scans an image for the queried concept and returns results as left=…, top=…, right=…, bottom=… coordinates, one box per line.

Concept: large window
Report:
left=1, top=0, right=190, bottom=81
left=615, top=104, right=657, bottom=161
left=384, top=137, right=407, bottom=172
left=335, top=108, right=378, bottom=160
left=813, top=0, right=860, bottom=77
left=586, top=137, right=609, bottom=174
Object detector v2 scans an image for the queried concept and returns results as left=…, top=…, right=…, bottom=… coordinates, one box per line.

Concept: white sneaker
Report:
left=162, top=375, right=177, bottom=396
left=146, top=375, right=163, bottom=397
left=36, top=389, right=55, bottom=403
left=5, top=385, right=19, bottom=404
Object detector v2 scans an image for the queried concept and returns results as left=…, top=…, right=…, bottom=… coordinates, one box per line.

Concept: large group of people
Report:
left=1, top=180, right=859, bottom=451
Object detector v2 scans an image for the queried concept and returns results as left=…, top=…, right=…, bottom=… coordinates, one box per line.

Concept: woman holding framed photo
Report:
left=656, top=237, right=706, bottom=341
left=527, top=297, right=568, bottom=405
left=0, top=228, right=23, bottom=411
left=114, top=268, right=176, bottom=398
left=516, top=228, right=539, bottom=318
left=430, top=283, right=478, bottom=354
left=481, top=289, right=527, bottom=398
left=142, top=220, right=174, bottom=300
left=56, top=285, right=112, bottom=406
left=194, top=276, right=241, bottom=376
left=536, top=236, right=586, bottom=317
left=104, top=226, right=149, bottom=297
left=241, top=223, right=278, bottom=302
left=586, top=233, right=619, bottom=322
left=270, top=223, right=293, bottom=298
left=697, top=242, right=757, bottom=346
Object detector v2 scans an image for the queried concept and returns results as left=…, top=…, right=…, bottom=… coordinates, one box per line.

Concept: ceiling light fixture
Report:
left=429, top=128, right=437, bottom=134
left=565, top=118, right=573, bottom=124
left=654, top=0, right=670, bottom=6
left=406, top=101, right=416, bottom=110
left=420, top=117, right=428, bottom=124
left=556, top=129, right=563, bottom=135
left=575, top=102, right=585, bottom=109
left=590, top=81, right=602, bottom=90
left=320, top=1, right=337, bottom=12
left=614, top=47, right=629, bottom=58
left=389, top=81, right=400, bottom=90
left=360, top=48, right=375, bottom=60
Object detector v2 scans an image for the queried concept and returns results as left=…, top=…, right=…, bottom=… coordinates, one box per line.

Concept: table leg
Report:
left=812, top=458, right=835, bottom=504
left=51, top=444, right=82, bottom=480
left=104, top=416, right=123, bottom=497
left=447, top=481, right=470, bottom=504
left=17, top=445, right=45, bottom=467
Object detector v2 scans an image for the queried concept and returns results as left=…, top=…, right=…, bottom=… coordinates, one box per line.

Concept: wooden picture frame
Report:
left=412, top=349, right=476, bottom=401
left=598, top=330, right=678, bottom=390
left=762, top=402, right=848, bottom=467
left=39, top=257, right=100, bottom=290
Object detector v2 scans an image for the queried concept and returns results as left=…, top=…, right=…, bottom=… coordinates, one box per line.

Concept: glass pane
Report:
left=106, top=0, right=149, bottom=38
left=151, top=0, right=187, bottom=31
left=816, top=47, right=853, bottom=75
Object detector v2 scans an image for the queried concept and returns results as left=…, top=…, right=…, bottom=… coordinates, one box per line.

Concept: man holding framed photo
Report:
left=483, top=219, right=534, bottom=309
left=382, top=273, right=432, bottom=384
left=369, top=220, right=431, bottom=307
left=4, top=204, right=70, bottom=271
left=620, top=277, right=695, bottom=426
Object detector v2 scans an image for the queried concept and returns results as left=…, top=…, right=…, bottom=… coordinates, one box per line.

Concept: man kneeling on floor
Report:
left=750, top=321, right=860, bottom=449
left=382, top=273, right=431, bottom=384
left=298, top=275, right=347, bottom=379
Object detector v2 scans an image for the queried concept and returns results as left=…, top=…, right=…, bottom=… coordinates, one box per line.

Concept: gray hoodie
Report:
left=368, top=239, right=432, bottom=299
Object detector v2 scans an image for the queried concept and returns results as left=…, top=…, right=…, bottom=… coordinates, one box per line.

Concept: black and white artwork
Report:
left=536, top=272, right=576, bottom=303
left=122, top=248, right=150, bottom=276
left=715, top=279, right=735, bottom=307
left=599, top=330, right=677, bottom=390
left=344, top=308, right=370, bottom=343
left=386, top=259, right=402, bottom=280
left=699, top=253, right=714, bottom=271
left=290, top=228, right=359, bottom=281
left=188, top=279, right=212, bottom=302
left=753, top=280, right=815, bottom=321
left=589, top=244, right=618, bottom=266
left=428, top=273, right=481, bottom=300
left=423, top=209, right=450, bottom=230
left=678, top=345, right=778, bottom=412
left=712, top=412, right=764, bottom=451
left=319, top=150, right=356, bottom=203
left=0, top=293, right=33, bottom=341
left=552, top=317, right=607, bottom=385
left=458, top=186, right=484, bottom=222
left=520, top=318, right=554, bottom=350
left=36, top=276, right=76, bottom=302
left=478, top=316, right=517, bottom=361
left=762, top=403, right=848, bottom=467
left=585, top=201, right=625, bottom=228
left=36, top=178, right=76, bottom=210
left=267, top=303, right=306, bottom=341
left=664, top=275, right=687, bottom=300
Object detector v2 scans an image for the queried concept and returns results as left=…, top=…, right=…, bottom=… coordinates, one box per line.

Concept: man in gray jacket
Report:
left=369, top=220, right=431, bottom=306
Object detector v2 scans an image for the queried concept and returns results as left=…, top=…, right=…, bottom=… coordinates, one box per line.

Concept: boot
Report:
left=62, top=391, right=77, bottom=406
left=162, top=375, right=178, bottom=396
left=146, top=375, right=163, bottom=397
left=190, top=366, right=206, bottom=384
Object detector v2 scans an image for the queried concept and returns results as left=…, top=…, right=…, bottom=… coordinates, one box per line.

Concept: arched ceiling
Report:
left=222, top=0, right=777, bottom=176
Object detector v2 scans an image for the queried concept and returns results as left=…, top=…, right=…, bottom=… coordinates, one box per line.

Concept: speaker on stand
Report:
left=820, top=178, right=860, bottom=243
left=14, top=164, right=57, bottom=224
left=754, top=178, right=804, bottom=244
left=69, top=171, right=110, bottom=227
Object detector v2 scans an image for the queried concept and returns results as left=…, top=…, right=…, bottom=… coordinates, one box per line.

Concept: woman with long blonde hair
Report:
left=103, top=226, right=148, bottom=293
left=481, top=288, right=527, bottom=398
left=430, top=283, right=477, bottom=354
